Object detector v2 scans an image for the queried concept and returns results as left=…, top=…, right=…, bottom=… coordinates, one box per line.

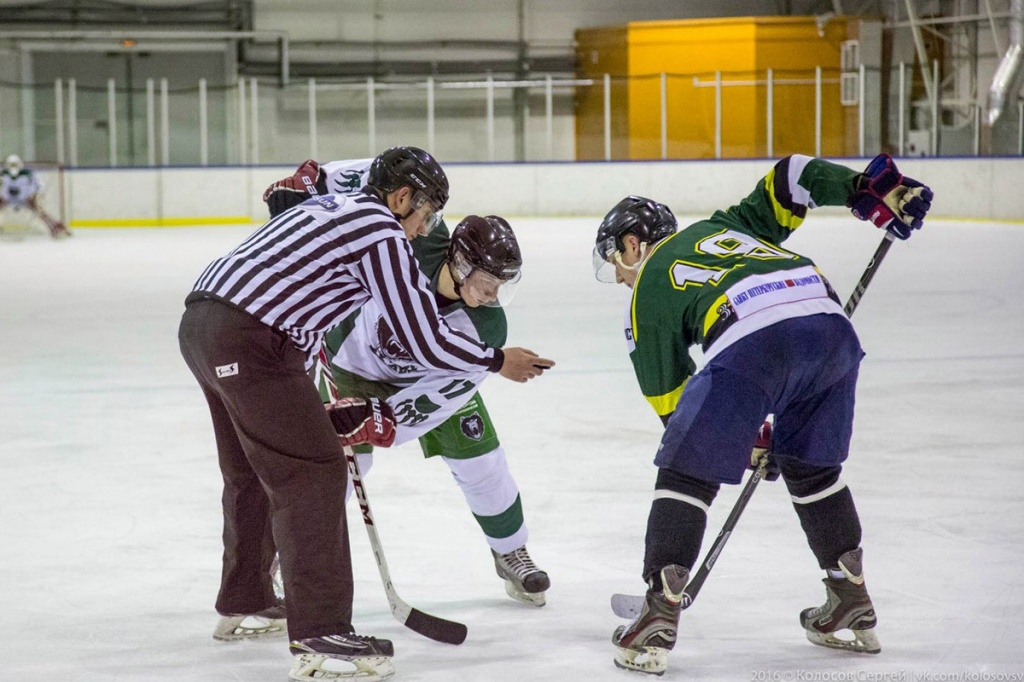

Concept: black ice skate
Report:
left=492, top=546, right=550, bottom=606
left=800, top=547, right=880, bottom=654
left=289, top=633, right=395, bottom=681
left=212, top=599, right=287, bottom=641
left=612, top=564, right=688, bottom=676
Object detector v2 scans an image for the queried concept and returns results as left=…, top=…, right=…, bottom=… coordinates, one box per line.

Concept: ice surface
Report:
left=1, top=216, right=1022, bottom=680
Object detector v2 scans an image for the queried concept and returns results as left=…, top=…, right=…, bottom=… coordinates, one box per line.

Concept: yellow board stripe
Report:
left=764, top=168, right=804, bottom=232
left=70, top=216, right=253, bottom=228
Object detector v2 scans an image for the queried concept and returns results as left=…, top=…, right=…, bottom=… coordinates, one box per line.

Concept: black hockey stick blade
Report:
left=404, top=607, right=468, bottom=645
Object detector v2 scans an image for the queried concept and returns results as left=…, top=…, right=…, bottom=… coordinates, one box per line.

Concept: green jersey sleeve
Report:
left=724, top=155, right=861, bottom=244
left=465, top=305, right=507, bottom=347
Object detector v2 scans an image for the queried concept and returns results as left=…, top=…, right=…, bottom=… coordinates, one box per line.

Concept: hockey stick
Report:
left=318, top=347, right=469, bottom=645
left=612, top=231, right=897, bottom=619
left=611, top=457, right=769, bottom=618
left=844, top=232, right=896, bottom=317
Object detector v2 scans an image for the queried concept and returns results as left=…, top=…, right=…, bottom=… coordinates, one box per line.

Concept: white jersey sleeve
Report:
left=321, top=159, right=373, bottom=195
left=332, top=302, right=490, bottom=446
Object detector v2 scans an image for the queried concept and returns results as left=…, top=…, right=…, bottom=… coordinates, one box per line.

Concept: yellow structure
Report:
left=575, top=16, right=852, bottom=160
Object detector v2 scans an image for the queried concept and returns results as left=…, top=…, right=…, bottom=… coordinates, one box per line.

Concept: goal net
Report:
left=0, top=161, right=67, bottom=239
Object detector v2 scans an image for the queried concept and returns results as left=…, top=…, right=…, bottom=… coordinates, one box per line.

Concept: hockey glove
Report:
left=848, top=153, right=933, bottom=240
left=327, top=397, right=397, bottom=448
left=749, top=420, right=780, bottom=481
left=263, top=159, right=327, bottom=217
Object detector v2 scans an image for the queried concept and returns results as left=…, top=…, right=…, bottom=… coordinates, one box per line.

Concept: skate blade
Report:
left=288, top=653, right=395, bottom=681
left=613, top=646, right=668, bottom=676
left=212, top=615, right=287, bottom=641
left=806, top=628, right=881, bottom=654
left=504, top=580, right=546, bottom=607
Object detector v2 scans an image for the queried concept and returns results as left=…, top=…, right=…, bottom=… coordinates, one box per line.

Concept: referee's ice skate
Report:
left=212, top=600, right=286, bottom=641
left=289, top=633, right=395, bottom=682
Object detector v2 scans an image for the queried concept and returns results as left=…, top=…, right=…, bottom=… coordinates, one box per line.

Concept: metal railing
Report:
left=1, top=65, right=1021, bottom=167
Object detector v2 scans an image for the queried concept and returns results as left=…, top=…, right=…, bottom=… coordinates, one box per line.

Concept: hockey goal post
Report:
left=0, top=161, right=67, bottom=237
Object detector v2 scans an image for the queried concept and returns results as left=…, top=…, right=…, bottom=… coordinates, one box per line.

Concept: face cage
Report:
left=410, top=190, right=443, bottom=234
left=452, top=251, right=522, bottom=307
left=593, top=235, right=621, bottom=283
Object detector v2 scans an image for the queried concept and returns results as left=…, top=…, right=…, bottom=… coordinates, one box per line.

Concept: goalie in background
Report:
left=265, top=157, right=553, bottom=608
left=0, top=154, right=71, bottom=239
left=594, top=154, right=932, bottom=676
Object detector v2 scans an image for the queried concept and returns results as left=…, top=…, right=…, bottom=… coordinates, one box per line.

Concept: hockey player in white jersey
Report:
left=264, top=159, right=551, bottom=607
left=0, top=154, right=70, bottom=238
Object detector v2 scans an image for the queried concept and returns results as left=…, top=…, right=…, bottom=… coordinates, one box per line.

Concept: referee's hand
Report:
left=499, top=347, right=555, bottom=383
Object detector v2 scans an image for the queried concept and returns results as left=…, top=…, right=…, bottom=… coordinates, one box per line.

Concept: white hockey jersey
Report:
left=0, top=170, right=42, bottom=207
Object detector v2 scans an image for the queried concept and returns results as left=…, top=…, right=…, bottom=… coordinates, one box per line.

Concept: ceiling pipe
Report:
left=986, top=0, right=1024, bottom=125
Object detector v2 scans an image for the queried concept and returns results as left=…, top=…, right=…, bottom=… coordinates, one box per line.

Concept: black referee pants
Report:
left=178, top=298, right=354, bottom=641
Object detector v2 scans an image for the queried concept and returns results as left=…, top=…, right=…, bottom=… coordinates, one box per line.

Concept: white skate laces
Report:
left=492, top=546, right=550, bottom=607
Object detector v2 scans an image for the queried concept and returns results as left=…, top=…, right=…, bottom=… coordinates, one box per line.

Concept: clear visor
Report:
left=452, top=252, right=522, bottom=308
left=592, top=235, right=620, bottom=283
left=410, top=190, right=443, bottom=234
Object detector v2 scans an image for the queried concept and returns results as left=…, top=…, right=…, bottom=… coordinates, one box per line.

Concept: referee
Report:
left=178, top=146, right=554, bottom=681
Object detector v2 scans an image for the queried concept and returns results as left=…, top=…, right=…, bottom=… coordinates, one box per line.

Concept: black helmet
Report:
left=593, top=195, right=676, bottom=282
left=449, top=215, right=522, bottom=280
left=448, top=215, right=523, bottom=307
left=367, top=146, right=449, bottom=211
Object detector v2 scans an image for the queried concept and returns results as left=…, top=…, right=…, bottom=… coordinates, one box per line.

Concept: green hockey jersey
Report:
left=626, top=155, right=860, bottom=419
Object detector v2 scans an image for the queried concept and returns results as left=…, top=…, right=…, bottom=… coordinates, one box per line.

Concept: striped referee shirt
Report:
left=187, top=189, right=503, bottom=374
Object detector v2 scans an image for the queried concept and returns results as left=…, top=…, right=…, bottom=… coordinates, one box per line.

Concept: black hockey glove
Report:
left=848, top=153, right=933, bottom=240
left=749, top=420, right=780, bottom=481
left=327, top=397, right=397, bottom=448
left=263, top=159, right=328, bottom=217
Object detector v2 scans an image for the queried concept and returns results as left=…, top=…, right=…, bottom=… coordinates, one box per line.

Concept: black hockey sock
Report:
left=643, top=467, right=720, bottom=588
left=779, top=458, right=862, bottom=569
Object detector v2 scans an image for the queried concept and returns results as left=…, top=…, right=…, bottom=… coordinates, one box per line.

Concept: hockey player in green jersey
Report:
left=263, top=158, right=554, bottom=607
left=594, top=154, right=932, bottom=675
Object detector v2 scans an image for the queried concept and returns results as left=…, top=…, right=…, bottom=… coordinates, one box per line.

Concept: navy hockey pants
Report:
left=656, top=313, right=865, bottom=484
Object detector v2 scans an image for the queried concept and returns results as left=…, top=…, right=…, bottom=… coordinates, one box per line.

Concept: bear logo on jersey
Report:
left=459, top=413, right=485, bottom=441
left=371, top=318, right=417, bottom=373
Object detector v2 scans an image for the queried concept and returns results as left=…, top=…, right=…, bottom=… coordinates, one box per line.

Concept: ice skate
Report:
left=289, top=633, right=395, bottom=681
left=213, top=599, right=287, bottom=641
left=612, top=564, right=688, bottom=676
left=800, top=548, right=880, bottom=654
left=492, top=546, right=550, bottom=606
